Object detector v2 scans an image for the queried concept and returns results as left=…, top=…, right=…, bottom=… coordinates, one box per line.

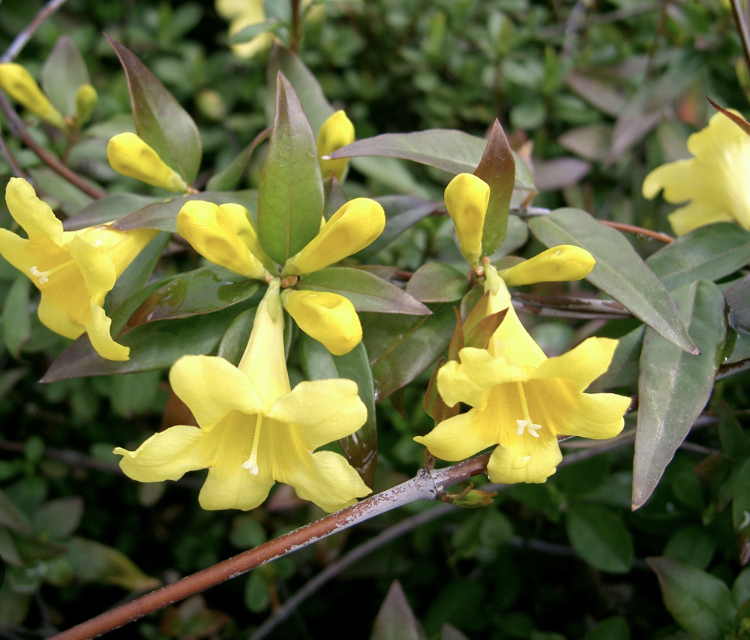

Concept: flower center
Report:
left=515, top=381, right=542, bottom=438
left=29, top=261, right=72, bottom=286
left=242, top=413, right=264, bottom=476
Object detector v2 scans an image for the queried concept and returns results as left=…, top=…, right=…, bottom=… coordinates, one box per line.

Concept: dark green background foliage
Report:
left=0, top=0, right=749, bottom=638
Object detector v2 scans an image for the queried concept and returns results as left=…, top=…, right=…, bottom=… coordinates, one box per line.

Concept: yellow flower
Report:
left=318, top=111, right=355, bottom=182
left=643, top=110, right=750, bottom=235
left=282, top=289, right=362, bottom=356
left=282, top=198, right=385, bottom=276
left=414, top=266, right=630, bottom=484
left=0, top=63, right=66, bottom=129
left=107, top=133, right=188, bottom=193
left=75, top=84, right=98, bottom=127
left=444, top=173, right=490, bottom=267
left=0, top=178, right=157, bottom=361
left=114, top=281, right=371, bottom=512
left=216, top=0, right=275, bottom=59
left=497, top=245, right=595, bottom=286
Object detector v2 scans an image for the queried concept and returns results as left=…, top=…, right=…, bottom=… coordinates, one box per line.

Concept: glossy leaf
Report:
left=633, top=281, right=726, bottom=509
left=648, top=557, right=736, bottom=639
left=590, top=326, right=644, bottom=391
left=3, top=275, right=30, bottom=357
left=41, top=36, right=89, bottom=117
left=300, top=337, right=377, bottom=487
left=646, top=223, right=750, bottom=291
left=109, top=231, right=171, bottom=312
left=474, top=120, right=515, bottom=254
left=109, top=38, right=202, bottom=184
left=257, top=73, right=324, bottom=264
left=330, top=129, right=535, bottom=191
left=528, top=208, right=696, bottom=353
left=206, top=128, right=271, bottom=192
left=370, top=580, right=427, bottom=640
left=363, top=303, right=455, bottom=401
left=299, top=267, right=430, bottom=315
left=65, top=193, right=162, bottom=230
left=406, top=263, right=468, bottom=303
left=726, top=274, right=750, bottom=334
left=217, top=307, right=257, bottom=366
left=566, top=504, right=633, bottom=573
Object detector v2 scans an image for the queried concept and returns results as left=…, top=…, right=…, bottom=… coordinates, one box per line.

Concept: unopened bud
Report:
left=75, top=84, right=97, bottom=127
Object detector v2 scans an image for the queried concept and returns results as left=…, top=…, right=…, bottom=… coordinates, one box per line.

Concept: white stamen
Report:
left=30, top=266, right=49, bottom=285
left=516, top=419, right=542, bottom=438
left=242, top=413, right=264, bottom=476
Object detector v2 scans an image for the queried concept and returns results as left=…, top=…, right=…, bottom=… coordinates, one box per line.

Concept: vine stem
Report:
left=50, top=454, right=491, bottom=640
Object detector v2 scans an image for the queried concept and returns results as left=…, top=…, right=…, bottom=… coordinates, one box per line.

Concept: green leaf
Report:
left=363, top=303, right=455, bottom=401
left=406, top=263, right=468, bottom=303
left=323, top=176, right=348, bottom=220
left=33, top=497, right=83, bottom=540
left=3, top=275, right=30, bottom=357
left=726, top=274, right=750, bottom=334
left=475, top=120, right=516, bottom=255
left=566, top=504, right=633, bottom=573
left=109, top=38, right=202, bottom=184
left=257, top=73, right=324, bottom=264
left=41, top=36, right=90, bottom=117
left=370, top=580, right=427, bottom=640
left=646, top=223, right=750, bottom=291
left=733, top=567, right=750, bottom=608
left=206, top=128, right=271, bottom=192
left=64, top=193, right=162, bottom=230
left=0, top=488, right=32, bottom=534
left=582, top=617, right=629, bottom=640
left=299, top=337, right=377, bottom=488
left=299, top=267, right=430, bottom=315
left=664, top=525, right=715, bottom=569
left=108, top=231, right=171, bottom=312
left=490, top=214, right=529, bottom=260
left=733, top=459, right=750, bottom=535
left=528, top=208, right=696, bottom=353
left=231, top=20, right=283, bottom=44
left=66, top=537, right=161, bottom=591
left=330, top=129, right=535, bottom=191
left=648, top=556, right=736, bottom=639
left=633, top=280, right=726, bottom=509
left=589, top=326, right=644, bottom=391
left=110, top=370, right=162, bottom=418
left=217, top=307, right=257, bottom=366
left=245, top=571, right=271, bottom=613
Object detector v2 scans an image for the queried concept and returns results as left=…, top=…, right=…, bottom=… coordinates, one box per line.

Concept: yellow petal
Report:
left=0, top=63, right=65, bottom=128
left=486, top=431, right=563, bottom=484
left=318, top=110, right=355, bottom=182
left=530, top=337, right=618, bottom=392
left=268, top=379, right=366, bottom=450
left=667, top=201, right=735, bottom=236
left=169, top=355, right=264, bottom=431
left=281, top=290, right=362, bottom=356
left=278, top=450, right=371, bottom=513
left=75, top=84, right=97, bottom=126
left=84, top=300, right=129, bottom=361
left=176, top=200, right=266, bottom=279
left=414, top=409, right=498, bottom=461
left=64, top=235, right=117, bottom=299
left=5, top=177, right=64, bottom=245
left=437, top=348, right=523, bottom=410
left=489, top=305, right=546, bottom=371
left=35, top=266, right=89, bottom=339
left=498, top=245, right=595, bottom=286
left=107, top=133, right=188, bottom=192
left=218, top=203, right=276, bottom=271
left=283, top=198, right=385, bottom=276
left=115, top=425, right=212, bottom=483
left=445, top=173, right=490, bottom=266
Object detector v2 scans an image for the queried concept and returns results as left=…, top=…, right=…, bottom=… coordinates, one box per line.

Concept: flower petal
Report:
left=268, top=379, right=366, bottom=451
left=36, top=266, right=90, bottom=339
left=414, top=409, right=498, bottom=461
left=318, top=110, right=355, bottom=182
left=437, top=347, right=523, bottom=410
left=84, top=300, right=129, bottom=361
left=218, top=203, right=276, bottom=271
left=169, top=355, right=264, bottom=430
left=498, top=245, right=595, bottom=286
left=486, top=431, right=562, bottom=484
left=115, top=425, right=212, bottom=483
left=667, top=201, right=735, bottom=236
left=531, top=337, right=618, bottom=392
left=5, top=177, right=64, bottom=245
left=64, top=235, right=117, bottom=299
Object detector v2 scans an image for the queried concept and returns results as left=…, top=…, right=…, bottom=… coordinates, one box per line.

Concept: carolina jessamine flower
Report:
left=318, top=111, right=355, bottom=182
left=0, top=63, right=66, bottom=129
left=0, top=178, right=158, bottom=360
left=643, top=110, right=750, bottom=235
left=216, top=0, right=276, bottom=59
left=115, top=281, right=371, bottom=512
left=444, top=173, right=490, bottom=267
left=496, top=245, right=595, bottom=286
left=177, top=197, right=385, bottom=355
left=107, top=133, right=189, bottom=193
left=414, top=265, right=630, bottom=484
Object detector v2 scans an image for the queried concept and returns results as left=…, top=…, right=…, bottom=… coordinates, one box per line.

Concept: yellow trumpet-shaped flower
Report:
left=0, top=178, right=158, bottom=361
left=497, top=245, right=595, bottom=286
left=643, top=110, right=750, bottom=235
left=415, top=265, right=630, bottom=484
left=445, top=173, right=490, bottom=267
left=282, top=289, right=362, bottom=356
left=176, top=201, right=273, bottom=279
left=107, top=133, right=188, bottom=193
left=114, top=281, right=371, bottom=512
left=318, top=110, right=355, bottom=183
left=283, top=198, right=385, bottom=276
left=0, top=63, right=65, bottom=129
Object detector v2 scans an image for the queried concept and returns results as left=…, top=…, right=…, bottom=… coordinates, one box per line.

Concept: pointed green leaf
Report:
left=217, top=307, right=257, bottom=366
left=206, top=128, right=271, bottom=192
left=257, top=72, right=324, bottom=264
left=566, top=504, right=633, bottom=573
left=33, top=497, right=83, bottom=540
left=370, top=581, right=427, bottom=640
left=65, top=193, right=162, bottom=230
left=3, top=275, right=30, bottom=357
left=589, top=325, right=644, bottom=391
left=406, top=263, right=468, bottom=303
left=66, top=537, right=161, bottom=591
left=528, top=208, right=696, bottom=353
left=633, top=281, right=726, bottom=509
left=41, top=36, right=90, bottom=117
left=109, top=38, right=202, bottom=184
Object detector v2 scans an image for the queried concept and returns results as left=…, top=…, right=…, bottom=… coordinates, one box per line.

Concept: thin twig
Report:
left=512, top=292, right=631, bottom=320
left=731, top=0, right=750, bottom=78
left=599, top=220, right=674, bottom=243
left=290, top=0, right=302, bottom=53
left=0, top=0, right=69, bottom=63
left=0, top=125, right=26, bottom=179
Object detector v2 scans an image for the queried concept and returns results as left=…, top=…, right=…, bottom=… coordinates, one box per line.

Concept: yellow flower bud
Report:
left=317, top=110, right=355, bottom=182
left=176, top=200, right=267, bottom=280
left=445, top=173, right=490, bottom=267
left=283, top=198, right=385, bottom=276
left=282, top=289, right=362, bottom=356
left=75, top=84, right=98, bottom=127
left=107, top=133, right=188, bottom=192
left=497, top=245, right=595, bottom=286
left=0, top=63, right=65, bottom=129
